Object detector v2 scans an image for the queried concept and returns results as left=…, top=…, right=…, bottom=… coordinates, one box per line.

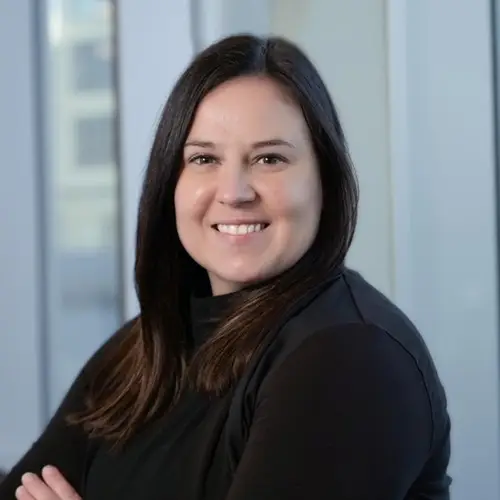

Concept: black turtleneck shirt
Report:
left=0, top=269, right=451, bottom=499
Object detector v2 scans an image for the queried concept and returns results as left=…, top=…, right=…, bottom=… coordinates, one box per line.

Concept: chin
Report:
left=210, top=266, right=275, bottom=295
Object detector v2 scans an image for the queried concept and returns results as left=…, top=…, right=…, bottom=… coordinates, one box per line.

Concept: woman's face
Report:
left=175, top=76, right=322, bottom=295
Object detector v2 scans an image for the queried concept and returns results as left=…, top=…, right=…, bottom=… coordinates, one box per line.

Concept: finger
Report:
left=21, top=472, right=57, bottom=499
left=42, top=466, right=81, bottom=500
left=15, top=485, right=36, bottom=500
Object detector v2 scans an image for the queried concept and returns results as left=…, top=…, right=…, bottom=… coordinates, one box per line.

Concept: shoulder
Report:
left=274, top=269, right=448, bottom=410
left=238, top=270, right=434, bottom=399
left=262, top=323, right=427, bottom=396
left=284, top=268, right=422, bottom=344
left=227, top=274, right=449, bottom=469
left=224, top=323, right=447, bottom=498
left=263, top=268, right=429, bottom=376
left=272, top=269, right=444, bottom=402
left=252, top=324, right=434, bottom=452
left=256, top=318, right=446, bottom=453
left=257, top=325, right=434, bottom=448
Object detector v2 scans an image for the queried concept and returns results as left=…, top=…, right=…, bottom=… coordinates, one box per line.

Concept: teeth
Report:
left=216, top=224, right=266, bottom=235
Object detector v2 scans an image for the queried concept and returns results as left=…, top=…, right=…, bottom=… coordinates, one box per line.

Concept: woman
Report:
left=1, top=34, right=451, bottom=500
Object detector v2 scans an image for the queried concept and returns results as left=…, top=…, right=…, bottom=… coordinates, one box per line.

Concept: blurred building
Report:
left=52, top=0, right=117, bottom=251
left=44, top=0, right=121, bottom=417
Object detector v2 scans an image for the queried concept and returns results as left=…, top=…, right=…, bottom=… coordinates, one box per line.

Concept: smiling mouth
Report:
left=211, top=223, right=270, bottom=235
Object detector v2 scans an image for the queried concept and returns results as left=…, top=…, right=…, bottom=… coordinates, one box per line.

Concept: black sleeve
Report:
left=225, top=324, right=437, bottom=500
left=0, top=323, right=129, bottom=499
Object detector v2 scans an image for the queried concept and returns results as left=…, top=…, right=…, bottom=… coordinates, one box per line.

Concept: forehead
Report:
left=187, top=76, right=309, bottom=141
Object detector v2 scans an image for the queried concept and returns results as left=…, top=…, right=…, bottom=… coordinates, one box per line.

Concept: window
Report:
left=45, top=0, right=122, bottom=413
left=64, top=0, right=112, bottom=24
left=73, top=40, right=113, bottom=92
left=76, top=115, right=114, bottom=166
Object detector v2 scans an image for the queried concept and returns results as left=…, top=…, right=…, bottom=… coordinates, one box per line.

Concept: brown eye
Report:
left=256, top=154, right=287, bottom=166
left=191, top=154, right=217, bottom=165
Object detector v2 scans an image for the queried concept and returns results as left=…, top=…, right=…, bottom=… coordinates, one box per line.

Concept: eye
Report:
left=189, top=154, right=218, bottom=165
left=255, top=154, right=287, bottom=166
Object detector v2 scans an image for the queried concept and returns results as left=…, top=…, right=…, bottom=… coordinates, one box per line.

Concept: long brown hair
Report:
left=69, top=34, right=358, bottom=447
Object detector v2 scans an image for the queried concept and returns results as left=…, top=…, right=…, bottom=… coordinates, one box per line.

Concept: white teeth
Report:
left=216, top=224, right=266, bottom=235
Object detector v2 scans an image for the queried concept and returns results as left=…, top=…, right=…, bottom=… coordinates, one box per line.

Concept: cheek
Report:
left=264, top=173, right=322, bottom=224
left=174, top=176, right=209, bottom=225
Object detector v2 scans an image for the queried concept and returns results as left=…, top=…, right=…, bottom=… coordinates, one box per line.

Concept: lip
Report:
left=210, top=221, right=270, bottom=241
left=210, top=219, right=270, bottom=226
left=211, top=222, right=270, bottom=233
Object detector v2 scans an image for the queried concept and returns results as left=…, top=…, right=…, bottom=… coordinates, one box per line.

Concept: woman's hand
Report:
left=15, top=466, right=81, bottom=500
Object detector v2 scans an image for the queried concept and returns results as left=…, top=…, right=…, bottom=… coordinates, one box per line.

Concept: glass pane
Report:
left=73, top=40, right=114, bottom=92
left=45, top=0, right=121, bottom=415
left=75, top=116, right=114, bottom=166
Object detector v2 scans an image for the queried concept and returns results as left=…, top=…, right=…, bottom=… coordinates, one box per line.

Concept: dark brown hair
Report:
left=69, top=34, right=358, bottom=447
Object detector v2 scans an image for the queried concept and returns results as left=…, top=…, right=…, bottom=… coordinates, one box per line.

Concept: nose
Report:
left=215, top=165, right=256, bottom=206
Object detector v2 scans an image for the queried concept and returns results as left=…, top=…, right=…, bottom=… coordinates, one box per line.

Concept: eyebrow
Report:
left=184, top=138, right=296, bottom=149
left=253, top=139, right=296, bottom=149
